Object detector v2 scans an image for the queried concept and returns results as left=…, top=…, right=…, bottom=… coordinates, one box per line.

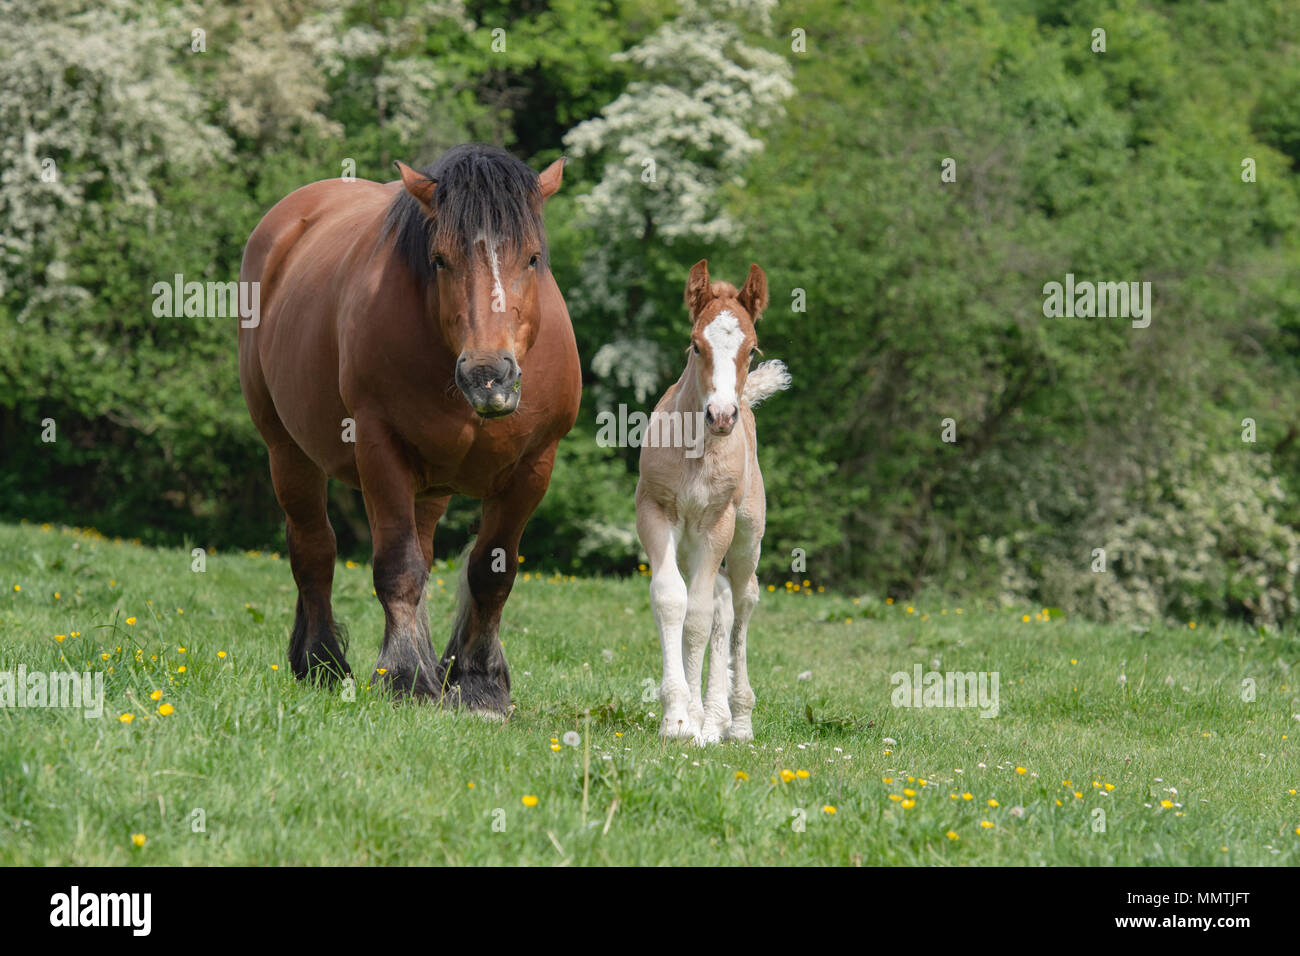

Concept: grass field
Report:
left=1, top=520, right=1297, bottom=865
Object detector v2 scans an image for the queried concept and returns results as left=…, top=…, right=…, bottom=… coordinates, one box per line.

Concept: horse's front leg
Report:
left=440, top=447, right=557, bottom=715
left=681, top=513, right=732, bottom=741
left=357, top=422, right=442, bottom=698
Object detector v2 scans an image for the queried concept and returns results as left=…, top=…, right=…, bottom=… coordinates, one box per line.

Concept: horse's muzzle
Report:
left=456, top=352, right=521, bottom=418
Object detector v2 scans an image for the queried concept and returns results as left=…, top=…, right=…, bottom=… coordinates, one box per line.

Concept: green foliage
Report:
left=2, top=0, right=1299, bottom=627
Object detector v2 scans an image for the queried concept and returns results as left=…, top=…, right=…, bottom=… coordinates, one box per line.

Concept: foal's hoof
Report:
left=700, top=719, right=730, bottom=744
left=724, top=716, right=754, bottom=742
left=659, top=714, right=702, bottom=745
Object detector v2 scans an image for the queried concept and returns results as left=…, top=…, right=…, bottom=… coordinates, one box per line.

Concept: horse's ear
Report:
left=395, top=161, right=436, bottom=214
left=538, top=157, right=565, bottom=200
left=685, top=259, right=712, bottom=315
left=738, top=263, right=769, bottom=321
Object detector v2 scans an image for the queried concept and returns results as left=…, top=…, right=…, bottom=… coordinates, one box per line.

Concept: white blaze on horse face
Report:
left=476, top=233, right=506, bottom=313
left=703, top=310, right=744, bottom=407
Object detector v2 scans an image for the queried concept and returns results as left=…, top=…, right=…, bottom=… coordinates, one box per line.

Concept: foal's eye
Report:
left=692, top=343, right=700, bottom=355
left=432, top=254, right=447, bottom=271
left=528, top=253, right=540, bottom=269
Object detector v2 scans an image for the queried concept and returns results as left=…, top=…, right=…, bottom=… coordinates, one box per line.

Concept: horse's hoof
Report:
left=439, top=668, right=511, bottom=715
left=372, top=662, right=443, bottom=700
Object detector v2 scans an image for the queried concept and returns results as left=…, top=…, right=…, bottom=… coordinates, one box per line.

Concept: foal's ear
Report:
left=538, top=157, right=565, bottom=201
left=738, top=263, right=769, bottom=321
left=395, top=161, right=437, bottom=214
left=685, top=259, right=713, bottom=315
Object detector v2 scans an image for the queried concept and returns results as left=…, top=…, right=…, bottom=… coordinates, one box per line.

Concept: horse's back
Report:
left=238, top=178, right=397, bottom=475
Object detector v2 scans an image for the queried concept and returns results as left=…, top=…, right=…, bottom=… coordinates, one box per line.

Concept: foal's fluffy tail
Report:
left=743, top=360, right=792, bottom=408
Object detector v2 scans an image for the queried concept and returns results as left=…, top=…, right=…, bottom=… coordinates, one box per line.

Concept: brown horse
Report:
left=238, top=144, right=580, bottom=713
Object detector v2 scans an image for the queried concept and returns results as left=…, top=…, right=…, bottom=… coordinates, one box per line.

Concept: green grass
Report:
left=0, top=520, right=1297, bottom=865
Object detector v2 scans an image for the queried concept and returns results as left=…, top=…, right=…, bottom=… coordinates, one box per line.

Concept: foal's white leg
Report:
left=699, top=573, right=735, bottom=743
left=724, top=519, right=761, bottom=742
left=638, top=505, right=697, bottom=741
left=725, top=570, right=759, bottom=742
left=680, top=550, right=720, bottom=738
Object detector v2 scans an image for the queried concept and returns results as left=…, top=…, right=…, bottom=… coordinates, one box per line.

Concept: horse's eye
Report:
left=528, top=253, right=540, bottom=269
left=692, top=343, right=700, bottom=355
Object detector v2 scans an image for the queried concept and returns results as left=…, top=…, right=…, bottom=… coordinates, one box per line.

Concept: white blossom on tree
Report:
left=562, top=0, right=793, bottom=402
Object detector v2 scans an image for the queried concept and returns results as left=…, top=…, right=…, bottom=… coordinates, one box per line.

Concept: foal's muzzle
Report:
left=705, top=402, right=738, bottom=436
left=456, top=351, right=521, bottom=418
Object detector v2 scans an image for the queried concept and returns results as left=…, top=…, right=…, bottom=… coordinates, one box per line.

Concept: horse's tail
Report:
left=742, top=360, right=792, bottom=408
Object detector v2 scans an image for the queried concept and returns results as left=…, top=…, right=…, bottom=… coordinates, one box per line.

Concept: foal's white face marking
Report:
left=703, top=310, right=744, bottom=407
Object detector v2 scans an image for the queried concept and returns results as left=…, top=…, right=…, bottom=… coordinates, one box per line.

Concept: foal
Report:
left=636, top=260, right=790, bottom=743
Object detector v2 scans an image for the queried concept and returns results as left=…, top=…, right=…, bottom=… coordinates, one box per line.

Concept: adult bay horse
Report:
left=238, top=144, right=581, bottom=713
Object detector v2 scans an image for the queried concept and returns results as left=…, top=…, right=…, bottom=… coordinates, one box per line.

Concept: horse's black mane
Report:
left=382, top=143, right=547, bottom=283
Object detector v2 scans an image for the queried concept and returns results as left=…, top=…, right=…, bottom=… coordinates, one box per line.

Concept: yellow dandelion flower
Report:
left=962, top=792, right=973, bottom=801
left=1021, top=614, right=1030, bottom=623
left=988, top=799, right=999, bottom=808
left=1015, top=767, right=1027, bottom=775
left=177, top=647, right=186, bottom=654
left=946, top=829, right=959, bottom=841
left=101, top=653, right=110, bottom=661
left=217, top=651, right=227, bottom=659
left=376, top=668, right=387, bottom=675
left=131, top=833, right=146, bottom=847
left=780, top=769, right=796, bottom=783
left=126, top=617, right=136, bottom=625
left=54, top=634, right=65, bottom=643
left=521, top=795, right=538, bottom=807
left=615, top=732, right=623, bottom=738
left=900, top=799, right=915, bottom=809
left=150, top=690, right=162, bottom=701
left=903, top=788, right=916, bottom=797
left=1104, top=783, right=1115, bottom=792
left=886, top=597, right=894, bottom=604
left=1160, top=799, right=1174, bottom=809
left=158, top=703, right=174, bottom=716
left=550, top=744, right=561, bottom=751
left=882, top=777, right=894, bottom=784
left=796, top=769, right=810, bottom=779
left=734, top=771, right=749, bottom=781
left=271, top=664, right=279, bottom=671
left=980, top=820, right=994, bottom=829
left=176, top=665, right=186, bottom=673
left=888, top=794, right=902, bottom=802
left=467, top=782, right=475, bottom=789
left=119, top=713, right=134, bottom=723
left=822, top=805, right=836, bottom=814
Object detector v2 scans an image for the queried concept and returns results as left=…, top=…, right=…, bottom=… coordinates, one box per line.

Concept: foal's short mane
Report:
left=382, top=143, right=548, bottom=283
